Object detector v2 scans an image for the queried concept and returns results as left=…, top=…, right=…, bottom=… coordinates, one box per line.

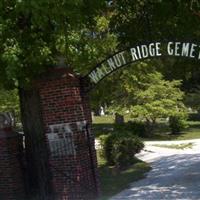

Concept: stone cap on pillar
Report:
left=38, top=67, right=80, bottom=81
left=32, top=67, right=86, bottom=92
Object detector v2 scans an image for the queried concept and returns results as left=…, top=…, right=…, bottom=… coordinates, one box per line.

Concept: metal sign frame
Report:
left=83, top=40, right=200, bottom=92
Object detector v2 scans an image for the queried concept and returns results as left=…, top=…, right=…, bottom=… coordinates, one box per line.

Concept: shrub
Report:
left=126, top=121, right=147, bottom=137
left=188, top=113, right=200, bottom=121
left=99, top=133, right=116, bottom=165
left=114, top=121, right=147, bottom=137
left=99, top=132, right=144, bottom=168
left=169, top=116, right=187, bottom=134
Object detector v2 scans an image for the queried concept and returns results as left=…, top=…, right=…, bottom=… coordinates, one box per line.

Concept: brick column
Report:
left=36, top=68, right=99, bottom=200
left=0, top=114, right=25, bottom=200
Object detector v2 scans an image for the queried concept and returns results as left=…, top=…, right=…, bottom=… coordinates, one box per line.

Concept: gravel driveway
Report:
left=110, top=139, right=200, bottom=200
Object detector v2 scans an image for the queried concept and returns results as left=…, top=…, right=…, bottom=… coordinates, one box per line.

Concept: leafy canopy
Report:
left=0, top=0, right=111, bottom=88
left=109, top=63, right=187, bottom=124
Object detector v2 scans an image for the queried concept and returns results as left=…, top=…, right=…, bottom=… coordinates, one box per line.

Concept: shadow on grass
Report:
left=143, top=133, right=179, bottom=141
left=93, top=121, right=200, bottom=141
left=184, top=121, right=200, bottom=132
left=98, top=158, right=151, bottom=200
left=92, top=123, right=115, bottom=138
left=92, top=122, right=178, bottom=141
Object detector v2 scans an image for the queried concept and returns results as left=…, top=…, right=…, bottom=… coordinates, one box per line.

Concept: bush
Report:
left=99, top=132, right=144, bottom=168
left=127, top=121, right=147, bottom=137
left=188, top=113, right=200, bottom=121
left=114, top=121, right=147, bottom=137
left=169, top=116, right=187, bottom=134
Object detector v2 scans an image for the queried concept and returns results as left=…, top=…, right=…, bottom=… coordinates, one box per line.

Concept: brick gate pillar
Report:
left=0, top=113, right=25, bottom=200
left=36, top=68, right=99, bottom=200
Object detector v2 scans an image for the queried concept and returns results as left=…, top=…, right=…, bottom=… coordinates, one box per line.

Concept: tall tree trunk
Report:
left=19, top=87, right=54, bottom=200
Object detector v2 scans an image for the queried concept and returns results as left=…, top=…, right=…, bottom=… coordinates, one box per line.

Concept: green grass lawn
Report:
left=146, top=121, right=200, bottom=141
left=92, top=115, right=131, bottom=138
left=97, top=152, right=151, bottom=200
left=93, top=116, right=200, bottom=141
left=153, top=142, right=193, bottom=149
left=92, top=115, right=200, bottom=141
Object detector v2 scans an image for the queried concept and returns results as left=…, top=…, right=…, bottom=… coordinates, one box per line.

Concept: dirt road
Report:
left=111, top=139, right=200, bottom=200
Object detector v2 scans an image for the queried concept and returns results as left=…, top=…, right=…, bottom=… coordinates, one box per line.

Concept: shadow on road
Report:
left=111, top=154, right=200, bottom=200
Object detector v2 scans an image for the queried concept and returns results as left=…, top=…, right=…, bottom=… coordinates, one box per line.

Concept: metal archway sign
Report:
left=84, top=41, right=200, bottom=91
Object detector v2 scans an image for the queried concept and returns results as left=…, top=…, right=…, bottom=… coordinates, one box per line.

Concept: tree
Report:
left=0, top=1, right=110, bottom=87
left=88, top=1, right=200, bottom=121
left=78, top=1, right=200, bottom=116
left=109, top=66, right=187, bottom=135
left=0, top=88, right=20, bottom=125
left=0, top=88, right=19, bottom=113
left=185, top=87, right=200, bottom=113
left=0, top=1, right=115, bottom=199
left=110, top=1, right=200, bottom=45
left=108, top=0, right=200, bottom=91
left=0, top=1, right=199, bottom=197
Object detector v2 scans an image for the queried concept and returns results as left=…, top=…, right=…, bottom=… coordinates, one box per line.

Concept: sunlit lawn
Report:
left=153, top=142, right=193, bottom=149
left=92, top=115, right=200, bottom=141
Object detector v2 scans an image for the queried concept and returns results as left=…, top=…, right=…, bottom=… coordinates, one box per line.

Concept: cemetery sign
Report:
left=84, top=41, right=200, bottom=89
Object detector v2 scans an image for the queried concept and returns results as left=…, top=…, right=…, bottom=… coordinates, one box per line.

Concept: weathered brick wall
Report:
left=0, top=130, right=25, bottom=200
left=36, top=68, right=99, bottom=200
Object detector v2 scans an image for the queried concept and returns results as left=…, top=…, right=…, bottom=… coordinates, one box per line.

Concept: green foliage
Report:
left=153, top=142, right=193, bottom=150
left=0, top=0, right=115, bottom=88
left=67, top=15, right=118, bottom=74
left=169, top=115, right=188, bottom=134
left=110, top=1, right=200, bottom=44
left=109, top=1, right=200, bottom=92
left=130, top=76, right=186, bottom=121
left=0, top=88, right=20, bottom=122
left=107, top=62, right=157, bottom=112
left=188, top=113, right=200, bottom=121
left=114, top=121, right=147, bottom=137
left=185, top=87, right=200, bottom=112
left=109, top=68, right=187, bottom=134
left=99, top=133, right=144, bottom=168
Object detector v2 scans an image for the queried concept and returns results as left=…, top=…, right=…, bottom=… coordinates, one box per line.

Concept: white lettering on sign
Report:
left=88, top=71, right=100, bottom=84
left=137, top=46, right=142, bottom=59
left=182, top=43, right=190, bottom=57
left=141, top=45, right=148, bottom=58
left=130, top=48, right=138, bottom=61
left=167, top=42, right=198, bottom=58
left=119, top=52, right=126, bottom=65
left=175, top=42, right=181, bottom=56
left=156, top=42, right=162, bottom=56
left=96, top=68, right=105, bottom=80
left=102, top=64, right=112, bottom=74
left=107, top=57, right=117, bottom=70
left=190, top=43, right=197, bottom=58
left=130, top=42, right=162, bottom=62
left=167, top=42, right=173, bottom=55
left=107, top=51, right=126, bottom=69
left=87, top=41, right=200, bottom=85
left=149, top=43, right=156, bottom=56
